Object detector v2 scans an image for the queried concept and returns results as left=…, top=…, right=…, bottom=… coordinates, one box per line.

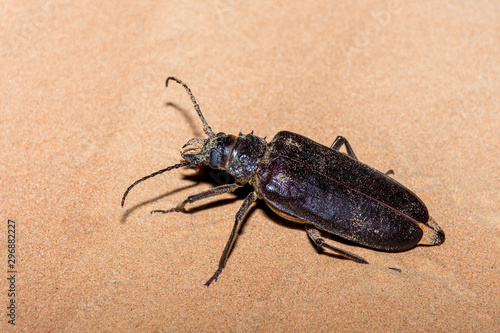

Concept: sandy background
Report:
left=1, top=1, right=499, bottom=332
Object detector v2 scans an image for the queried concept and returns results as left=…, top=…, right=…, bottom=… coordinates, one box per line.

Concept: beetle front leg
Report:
left=330, top=136, right=358, bottom=160
left=151, top=183, right=241, bottom=214
left=205, top=191, right=258, bottom=287
left=305, top=225, right=368, bottom=264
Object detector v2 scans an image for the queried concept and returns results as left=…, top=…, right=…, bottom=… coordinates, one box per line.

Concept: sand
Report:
left=1, top=1, right=499, bottom=332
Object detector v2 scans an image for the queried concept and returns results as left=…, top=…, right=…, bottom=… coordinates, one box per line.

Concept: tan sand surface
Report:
left=1, top=1, right=499, bottom=331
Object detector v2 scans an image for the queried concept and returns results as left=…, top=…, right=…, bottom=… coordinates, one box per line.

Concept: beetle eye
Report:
left=210, top=150, right=221, bottom=165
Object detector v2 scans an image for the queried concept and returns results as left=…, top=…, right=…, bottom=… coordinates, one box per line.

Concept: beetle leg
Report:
left=385, top=169, right=394, bottom=176
left=205, top=191, right=258, bottom=287
left=330, top=136, right=358, bottom=160
left=151, top=183, right=241, bottom=214
left=305, top=225, right=368, bottom=264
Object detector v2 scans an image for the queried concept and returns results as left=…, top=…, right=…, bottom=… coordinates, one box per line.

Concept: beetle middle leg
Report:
left=330, top=136, right=358, bottom=160
left=305, top=225, right=368, bottom=264
left=151, top=183, right=241, bottom=214
left=205, top=191, right=258, bottom=287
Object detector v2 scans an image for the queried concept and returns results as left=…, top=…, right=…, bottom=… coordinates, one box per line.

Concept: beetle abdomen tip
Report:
left=417, top=217, right=445, bottom=246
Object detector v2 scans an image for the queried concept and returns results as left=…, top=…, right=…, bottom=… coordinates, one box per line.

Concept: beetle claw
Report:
left=205, top=268, right=222, bottom=287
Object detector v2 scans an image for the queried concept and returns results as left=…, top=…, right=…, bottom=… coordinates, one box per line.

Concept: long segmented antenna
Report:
left=121, top=162, right=191, bottom=207
left=166, top=77, right=215, bottom=137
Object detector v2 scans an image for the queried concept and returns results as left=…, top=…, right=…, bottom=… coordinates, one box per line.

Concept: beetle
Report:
left=121, top=77, right=445, bottom=286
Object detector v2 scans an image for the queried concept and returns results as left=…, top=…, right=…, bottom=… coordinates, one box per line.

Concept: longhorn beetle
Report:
left=121, top=77, right=445, bottom=286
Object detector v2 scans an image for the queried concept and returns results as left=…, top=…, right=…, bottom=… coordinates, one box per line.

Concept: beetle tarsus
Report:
left=205, top=268, right=222, bottom=287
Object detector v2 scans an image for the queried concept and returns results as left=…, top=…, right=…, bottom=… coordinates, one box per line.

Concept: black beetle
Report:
left=122, top=77, right=445, bottom=286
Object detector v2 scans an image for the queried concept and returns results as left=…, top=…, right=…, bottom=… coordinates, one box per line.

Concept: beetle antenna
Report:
left=121, top=162, right=191, bottom=207
left=166, top=77, right=215, bottom=138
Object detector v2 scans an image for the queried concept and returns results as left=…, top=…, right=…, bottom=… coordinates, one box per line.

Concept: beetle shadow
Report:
left=120, top=182, right=198, bottom=224
left=165, top=102, right=204, bottom=138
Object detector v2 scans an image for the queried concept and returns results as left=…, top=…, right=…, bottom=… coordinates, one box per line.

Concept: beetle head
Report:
left=181, top=132, right=236, bottom=170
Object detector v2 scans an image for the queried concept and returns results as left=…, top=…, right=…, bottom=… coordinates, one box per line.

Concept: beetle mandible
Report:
left=121, top=77, right=445, bottom=286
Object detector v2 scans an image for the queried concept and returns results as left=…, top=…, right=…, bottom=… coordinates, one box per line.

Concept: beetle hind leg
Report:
left=330, top=136, right=358, bottom=160
left=331, top=137, right=395, bottom=176
left=305, top=225, right=368, bottom=264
